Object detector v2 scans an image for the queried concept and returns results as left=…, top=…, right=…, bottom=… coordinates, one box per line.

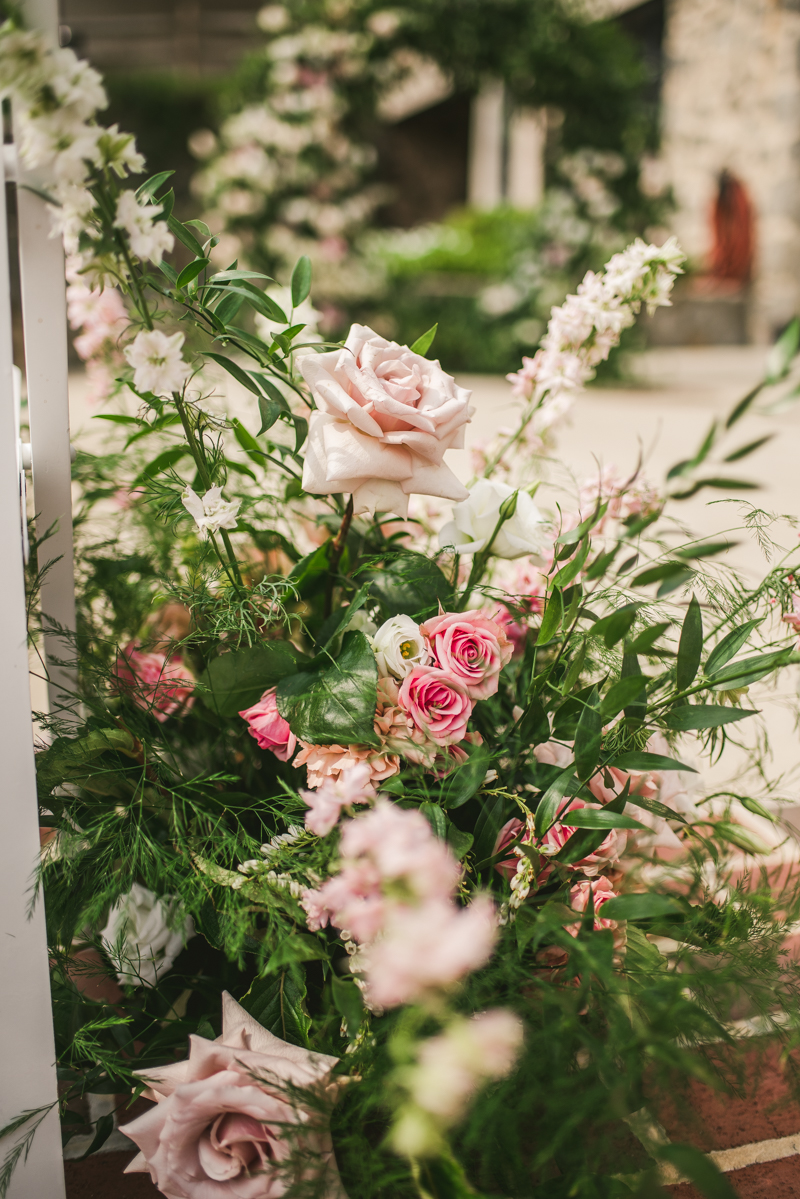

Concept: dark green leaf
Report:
left=534, top=765, right=577, bottom=839
left=366, top=551, right=452, bottom=619
left=292, top=414, right=308, bottom=454
left=446, top=824, right=474, bottom=860
left=629, top=622, right=671, bottom=654
left=724, top=435, right=773, bottom=463
left=206, top=352, right=263, bottom=397
left=290, top=255, right=312, bottom=307
left=726, top=382, right=764, bottom=429
left=266, top=933, right=328, bottom=973
left=676, top=595, right=703, bottom=690
left=212, top=269, right=274, bottom=283
left=664, top=705, right=759, bottom=731
left=602, top=893, right=683, bottom=921
left=199, top=642, right=301, bottom=717
left=167, top=214, right=205, bottom=257
left=73, top=1113, right=114, bottom=1161
left=537, top=589, right=563, bottom=644
left=705, top=619, right=763, bottom=675
left=675, top=540, right=736, bottom=561
left=516, top=696, right=550, bottom=745
left=175, top=257, right=209, bottom=290
left=420, top=801, right=447, bottom=838
left=667, top=420, right=717, bottom=479
left=409, top=323, right=438, bottom=356
left=657, top=567, right=695, bottom=598
left=621, top=646, right=646, bottom=719
left=633, top=560, right=692, bottom=587
left=331, top=974, right=363, bottom=1039
left=609, top=750, right=697, bottom=773
left=132, top=446, right=189, bottom=485
left=552, top=538, right=590, bottom=588
left=277, top=631, right=379, bottom=746
left=563, top=808, right=645, bottom=830
left=626, top=793, right=687, bottom=824
left=135, top=169, right=174, bottom=201
left=185, top=218, right=211, bottom=238
left=257, top=399, right=283, bottom=435
left=574, top=688, right=601, bottom=780
left=583, top=544, right=620, bottom=581
left=600, top=674, right=650, bottom=721
left=707, top=647, right=794, bottom=690
left=555, top=500, right=608, bottom=546
left=232, top=418, right=265, bottom=464
left=658, top=1144, right=738, bottom=1199
left=288, top=542, right=332, bottom=599
left=241, top=971, right=310, bottom=1046
left=473, top=794, right=508, bottom=865
left=214, top=289, right=245, bottom=325
left=587, top=603, right=640, bottom=648
left=439, top=745, right=492, bottom=809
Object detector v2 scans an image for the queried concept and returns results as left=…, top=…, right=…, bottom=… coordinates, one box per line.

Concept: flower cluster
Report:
left=65, top=256, right=128, bottom=403
left=240, top=607, right=511, bottom=788
left=505, top=239, right=685, bottom=424
left=302, top=799, right=497, bottom=1008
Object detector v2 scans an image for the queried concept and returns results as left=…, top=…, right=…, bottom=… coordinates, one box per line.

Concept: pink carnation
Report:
left=567, top=877, right=625, bottom=954
left=398, top=665, right=473, bottom=746
left=358, top=896, right=497, bottom=1009
left=113, top=642, right=194, bottom=723
left=238, top=687, right=297, bottom=762
left=420, top=608, right=512, bottom=700
left=294, top=742, right=400, bottom=789
left=539, top=799, right=626, bottom=877
left=300, top=762, right=375, bottom=837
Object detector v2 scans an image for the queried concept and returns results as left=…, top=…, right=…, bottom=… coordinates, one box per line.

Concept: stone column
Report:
left=467, top=79, right=505, bottom=209
left=507, top=107, right=546, bottom=209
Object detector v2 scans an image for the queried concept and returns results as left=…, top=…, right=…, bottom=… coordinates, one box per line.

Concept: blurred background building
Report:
left=56, top=0, right=800, bottom=361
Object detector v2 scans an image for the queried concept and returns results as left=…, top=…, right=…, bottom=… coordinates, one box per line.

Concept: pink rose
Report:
left=121, top=991, right=346, bottom=1198
left=299, top=324, right=473, bottom=518
left=398, top=665, right=473, bottom=746
left=533, top=740, right=573, bottom=769
left=568, top=877, right=625, bottom=954
left=538, top=799, right=626, bottom=877
left=294, top=742, right=400, bottom=790
left=586, top=764, right=657, bottom=806
left=113, top=642, right=194, bottom=723
left=420, top=608, right=512, bottom=700
left=492, top=817, right=525, bottom=881
left=239, top=687, right=297, bottom=762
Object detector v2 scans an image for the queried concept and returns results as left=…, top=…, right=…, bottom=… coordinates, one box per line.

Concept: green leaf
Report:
left=664, top=705, right=759, bottom=731
left=667, top=420, right=718, bottom=479
left=587, top=603, right=640, bottom=648
left=211, top=269, right=274, bottom=283
left=628, top=622, right=671, bottom=654
left=241, top=971, right=310, bottom=1046
left=266, top=933, right=329, bottom=973
left=153, top=187, right=174, bottom=221
left=292, top=414, right=308, bottom=454
left=538, top=589, right=563, bottom=644
left=609, top=750, right=697, bottom=773
left=288, top=542, right=332, bottom=599
left=583, top=544, right=619, bottom=581
left=214, top=289, right=245, bottom=326
left=705, top=618, right=763, bottom=675
left=574, top=688, right=601, bottom=780
left=135, top=169, right=175, bottom=201
left=331, top=974, right=363, bottom=1039
left=276, top=631, right=379, bottom=747
left=626, top=793, right=687, bottom=824
left=657, top=567, right=695, bottom=598
left=632, top=560, right=692, bottom=587
left=167, top=214, right=205, bottom=257
left=724, top=434, right=773, bottom=463
left=600, top=674, right=650, bottom=721
left=132, top=445, right=189, bottom=485
left=552, top=538, right=590, bottom=589
left=175, top=257, right=209, bottom=290
left=563, top=808, right=645, bottom=830
left=675, top=540, right=736, bottom=561
left=184, top=218, right=211, bottom=239
left=366, top=551, right=452, bottom=619
left=206, top=352, right=263, bottom=397
left=420, top=801, right=447, bottom=839
left=766, top=316, right=800, bottom=383
left=473, top=794, right=508, bottom=865
left=199, top=642, right=301, bottom=718
left=439, top=745, right=492, bottom=809
left=409, top=323, right=438, bottom=356
left=676, top=595, right=703, bottom=690
left=515, top=696, right=550, bottom=745
left=555, top=500, right=608, bottom=547
left=621, top=645, right=646, bottom=720
left=602, top=893, right=683, bottom=921
left=73, top=1113, right=114, bottom=1161
left=534, top=765, right=577, bottom=839
left=658, top=1143, right=738, bottom=1199
left=725, top=381, right=764, bottom=429
left=707, top=647, right=794, bottom=690
left=446, top=824, right=474, bottom=860
left=290, top=255, right=312, bottom=307
left=232, top=418, right=265, bottom=464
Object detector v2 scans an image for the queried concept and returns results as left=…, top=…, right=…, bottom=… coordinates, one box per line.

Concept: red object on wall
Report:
left=710, top=170, right=754, bottom=283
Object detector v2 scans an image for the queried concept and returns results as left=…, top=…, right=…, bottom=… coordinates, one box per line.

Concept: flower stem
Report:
left=325, top=494, right=354, bottom=618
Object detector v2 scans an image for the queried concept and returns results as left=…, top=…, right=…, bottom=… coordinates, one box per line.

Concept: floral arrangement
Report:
left=5, top=14, right=800, bottom=1199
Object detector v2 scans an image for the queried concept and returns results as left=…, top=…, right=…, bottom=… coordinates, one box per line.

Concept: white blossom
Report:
left=114, top=190, right=173, bottom=264
left=124, top=329, right=191, bottom=396
left=373, top=614, right=431, bottom=679
left=439, top=479, right=547, bottom=559
left=100, top=883, right=194, bottom=988
left=181, top=486, right=241, bottom=540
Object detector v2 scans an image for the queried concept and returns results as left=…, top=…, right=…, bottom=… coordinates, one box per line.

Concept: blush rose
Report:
left=299, top=323, right=473, bottom=518
left=239, top=687, right=297, bottom=762
left=398, top=665, right=473, bottom=747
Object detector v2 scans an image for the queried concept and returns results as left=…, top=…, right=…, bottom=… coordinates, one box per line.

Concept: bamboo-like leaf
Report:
left=290, top=255, right=312, bottom=307
left=676, top=595, right=703, bottom=690
left=664, top=705, right=758, bottom=731
left=409, top=323, right=438, bottom=356
left=175, top=257, right=209, bottom=290
left=574, top=688, right=601, bottom=780
left=537, top=589, right=563, bottom=644
left=705, top=618, right=762, bottom=676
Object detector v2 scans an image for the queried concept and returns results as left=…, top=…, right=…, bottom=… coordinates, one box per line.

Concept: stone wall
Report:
left=661, top=0, right=800, bottom=342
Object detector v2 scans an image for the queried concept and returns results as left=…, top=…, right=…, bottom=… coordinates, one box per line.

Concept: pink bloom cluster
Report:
left=66, top=257, right=128, bottom=404
left=302, top=801, right=497, bottom=1008
left=238, top=609, right=511, bottom=792
left=300, top=761, right=375, bottom=837
left=113, top=642, right=195, bottom=723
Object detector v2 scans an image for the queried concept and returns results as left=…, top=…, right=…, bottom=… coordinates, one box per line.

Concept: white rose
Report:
left=439, top=479, right=546, bottom=559
left=100, top=883, right=194, bottom=988
left=299, top=324, right=473, bottom=518
left=373, top=614, right=431, bottom=678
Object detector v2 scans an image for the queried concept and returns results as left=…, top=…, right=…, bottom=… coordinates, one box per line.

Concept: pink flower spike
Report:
left=300, top=762, right=376, bottom=837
